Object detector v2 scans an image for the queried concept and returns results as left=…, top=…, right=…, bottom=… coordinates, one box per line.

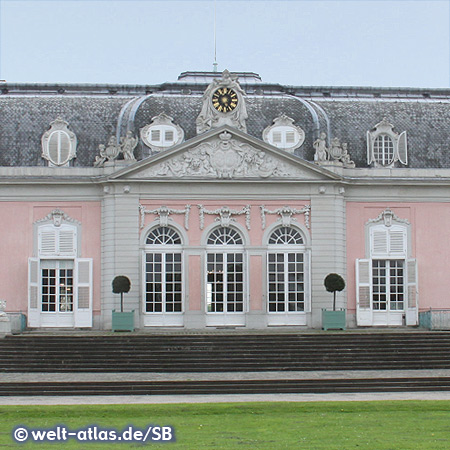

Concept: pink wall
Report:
left=0, top=202, right=101, bottom=314
left=347, top=203, right=450, bottom=313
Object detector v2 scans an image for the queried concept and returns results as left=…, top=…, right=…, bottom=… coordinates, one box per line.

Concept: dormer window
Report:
left=262, top=114, right=305, bottom=153
left=41, top=118, right=77, bottom=167
left=367, top=118, right=407, bottom=167
left=141, top=113, right=184, bottom=153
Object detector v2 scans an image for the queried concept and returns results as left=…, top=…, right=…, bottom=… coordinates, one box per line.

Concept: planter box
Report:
left=112, top=310, right=134, bottom=332
left=322, top=308, right=346, bottom=331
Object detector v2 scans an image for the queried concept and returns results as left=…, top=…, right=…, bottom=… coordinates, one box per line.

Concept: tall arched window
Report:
left=144, top=226, right=183, bottom=314
left=206, top=227, right=244, bottom=314
left=267, top=226, right=309, bottom=314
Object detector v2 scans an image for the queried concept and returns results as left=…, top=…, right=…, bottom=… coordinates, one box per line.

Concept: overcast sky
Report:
left=0, top=0, right=448, bottom=88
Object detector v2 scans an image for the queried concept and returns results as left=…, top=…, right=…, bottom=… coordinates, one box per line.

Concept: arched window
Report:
left=206, top=226, right=244, bottom=313
left=267, top=227, right=308, bottom=313
left=144, top=226, right=183, bottom=313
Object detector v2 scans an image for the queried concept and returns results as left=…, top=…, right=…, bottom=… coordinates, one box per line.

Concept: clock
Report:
left=212, top=87, right=238, bottom=113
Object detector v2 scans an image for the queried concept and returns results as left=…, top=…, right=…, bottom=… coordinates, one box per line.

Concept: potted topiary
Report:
left=322, top=273, right=346, bottom=330
left=111, top=275, right=134, bottom=332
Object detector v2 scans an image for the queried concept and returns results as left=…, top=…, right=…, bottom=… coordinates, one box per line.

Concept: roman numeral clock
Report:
left=212, top=87, right=238, bottom=113
left=196, top=70, right=248, bottom=134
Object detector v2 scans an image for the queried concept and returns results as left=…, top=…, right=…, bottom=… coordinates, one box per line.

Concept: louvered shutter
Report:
left=304, top=250, right=311, bottom=312
left=372, top=229, right=388, bottom=255
left=367, top=131, right=374, bottom=165
left=356, top=259, right=373, bottom=325
left=74, top=258, right=93, bottom=327
left=406, top=258, right=418, bottom=325
left=28, top=258, right=40, bottom=327
left=39, top=228, right=57, bottom=256
left=59, top=227, right=77, bottom=256
left=389, top=228, right=406, bottom=255
left=48, top=130, right=72, bottom=166
left=397, top=131, right=408, bottom=165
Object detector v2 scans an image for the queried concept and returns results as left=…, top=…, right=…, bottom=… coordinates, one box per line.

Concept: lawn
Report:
left=1, top=401, right=449, bottom=449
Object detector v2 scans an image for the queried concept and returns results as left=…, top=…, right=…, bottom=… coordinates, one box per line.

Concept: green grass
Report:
left=1, top=401, right=450, bottom=449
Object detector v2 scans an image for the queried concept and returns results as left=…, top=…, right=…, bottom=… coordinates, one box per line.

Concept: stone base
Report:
left=0, top=317, right=12, bottom=335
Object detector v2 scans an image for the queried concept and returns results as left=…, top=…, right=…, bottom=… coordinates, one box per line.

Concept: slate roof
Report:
left=1, top=72, right=450, bottom=168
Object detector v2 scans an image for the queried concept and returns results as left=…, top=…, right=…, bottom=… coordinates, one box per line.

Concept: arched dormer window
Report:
left=367, top=118, right=407, bottom=167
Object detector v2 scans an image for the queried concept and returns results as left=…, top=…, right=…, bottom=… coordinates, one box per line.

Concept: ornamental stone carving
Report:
left=313, top=132, right=354, bottom=168
left=260, top=205, right=311, bottom=229
left=367, top=208, right=410, bottom=228
left=94, top=132, right=138, bottom=167
left=198, top=205, right=251, bottom=230
left=139, top=204, right=191, bottom=230
left=196, top=70, right=248, bottom=134
left=147, top=131, right=293, bottom=179
left=35, top=209, right=81, bottom=227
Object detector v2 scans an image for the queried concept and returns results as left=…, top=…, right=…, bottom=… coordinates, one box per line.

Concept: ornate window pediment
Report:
left=41, top=118, right=77, bottom=167
left=367, top=118, right=407, bottom=167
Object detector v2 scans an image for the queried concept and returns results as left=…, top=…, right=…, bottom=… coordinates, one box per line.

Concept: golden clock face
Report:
left=212, top=88, right=238, bottom=112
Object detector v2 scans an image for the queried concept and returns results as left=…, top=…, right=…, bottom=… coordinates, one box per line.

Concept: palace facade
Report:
left=1, top=70, right=450, bottom=330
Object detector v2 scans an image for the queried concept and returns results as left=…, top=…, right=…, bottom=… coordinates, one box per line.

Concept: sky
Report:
left=0, top=0, right=448, bottom=88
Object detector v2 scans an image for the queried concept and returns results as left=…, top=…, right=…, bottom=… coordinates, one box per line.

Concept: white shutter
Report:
left=58, top=228, right=76, bottom=256
left=367, top=131, right=373, bottom=165
left=397, top=131, right=408, bottom=165
left=28, top=258, right=40, bottom=327
left=356, top=259, right=373, bottom=326
left=406, top=258, right=418, bottom=325
left=74, top=258, right=93, bottom=327
left=389, top=228, right=406, bottom=255
left=39, top=229, right=57, bottom=256
left=304, top=250, right=311, bottom=312
left=372, top=229, right=388, bottom=255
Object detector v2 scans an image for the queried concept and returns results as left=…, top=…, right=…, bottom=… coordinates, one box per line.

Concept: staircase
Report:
left=1, top=332, right=450, bottom=396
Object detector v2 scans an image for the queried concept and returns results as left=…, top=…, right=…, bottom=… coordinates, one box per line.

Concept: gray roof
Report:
left=1, top=72, right=450, bottom=168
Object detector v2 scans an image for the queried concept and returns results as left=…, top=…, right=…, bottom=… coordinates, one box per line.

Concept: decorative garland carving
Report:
left=260, top=205, right=311, bottom=230
left=366, top=208, right=410, bottom=228
left=198, top=205, right=251, bottom=230
left=35, top=209, right=81, bottom=227
left=139, top=204, right=191, bottom=230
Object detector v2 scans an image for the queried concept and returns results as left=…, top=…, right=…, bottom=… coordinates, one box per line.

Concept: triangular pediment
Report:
left=109, top=126, right=341, bottom=182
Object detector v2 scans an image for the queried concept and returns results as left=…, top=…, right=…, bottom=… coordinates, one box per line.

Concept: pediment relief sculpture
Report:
left=145, top=131, right=296, bottom=179
left=196, top=70, right=248, bottom=134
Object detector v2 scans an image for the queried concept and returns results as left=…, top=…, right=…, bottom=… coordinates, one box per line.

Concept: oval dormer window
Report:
left=140, top=113, right=185, bottom=153
left=262, top=115, right=305, bottom=154
left=48, top=130, right=72, bottom=166
left=41, top=118, right=77, bottom=167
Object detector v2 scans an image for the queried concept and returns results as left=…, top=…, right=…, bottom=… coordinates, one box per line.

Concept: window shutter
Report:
left=304, top=250, right=311, bottom=312
left=58, top=228, right=76, bottom=256
left=371, top=229, right=388, bottom=255
left=74, top=258, right=93, bottom=327
left=397, top=131, right=408, bottom=165
left=389, top=229, right=406, bottom=255
left=48, top=131, right=71, bottom=166
left=286, top=131, right=296, bottom=144
left=151, top=129, right=161, bottom=142
left=406, top=258, right=418, bottom=325
left=39, top=229, right=57, bottom=256
left=28, top=258, right=40, bottom=327
left=367, top=131, right=373, bottom=165
left=356, top=259, right=373, bottom=326
left=272, top=131, right=282, bottom=144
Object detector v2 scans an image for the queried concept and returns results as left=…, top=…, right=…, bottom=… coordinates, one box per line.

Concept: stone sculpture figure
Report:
left=313, top=132, right=329, bottom=162
left=120, top=131, right=138, bottom=161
